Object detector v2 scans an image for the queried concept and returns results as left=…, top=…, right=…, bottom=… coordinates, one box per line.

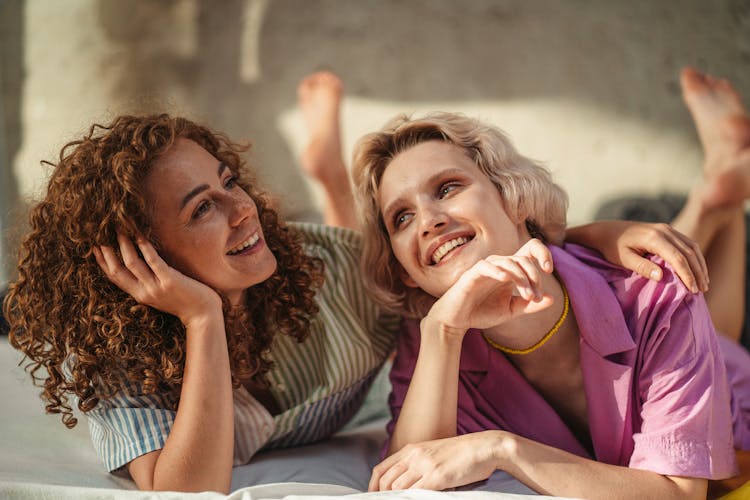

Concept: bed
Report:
left=0, top=336, right=575, bottom=500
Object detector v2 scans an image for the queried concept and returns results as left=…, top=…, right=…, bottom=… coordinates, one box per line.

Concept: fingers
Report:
left=638, top=224, right=709, bottom=293
left=94, top=244, right=140, bottom=292
left=135, top=235, right=172, bottom=279
left=117, top=233, right=157, bottom=284
left=93, top=233, right=164, bottom=297
left=474, top=251, right=549, bottom=303
left=517, top=238, right=554, bottom=274
left=369, top=457, right=401, bottom=492
left=369, top=461, right=422, bottom=491
left=477, top=258, right=538, bottom=302
left=671, top=230, right=709, bottom=292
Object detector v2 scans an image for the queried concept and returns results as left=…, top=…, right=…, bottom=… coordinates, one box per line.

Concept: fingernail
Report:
left=650, top=269, right=661, bottom=280
left=691, top=285, right=699, bottom=294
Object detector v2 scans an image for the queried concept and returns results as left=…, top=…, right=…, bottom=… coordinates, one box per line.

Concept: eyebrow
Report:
left=180, top=162, right=228, bottom=210
left=381, top=167, right=466, bottom=223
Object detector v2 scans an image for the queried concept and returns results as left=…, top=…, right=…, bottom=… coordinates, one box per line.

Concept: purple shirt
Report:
left=387, top=244, right=745, bottom=479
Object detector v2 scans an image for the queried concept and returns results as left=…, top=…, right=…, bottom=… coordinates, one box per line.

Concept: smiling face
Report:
left=379, top=140, right=531, bottom=298
left=144, top=138, right=278, bottom=305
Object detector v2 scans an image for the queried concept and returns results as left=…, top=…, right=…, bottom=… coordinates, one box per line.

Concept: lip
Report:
left=226, top=229, right=261, bottom=255
left=423, top=231, right=474, bottom=266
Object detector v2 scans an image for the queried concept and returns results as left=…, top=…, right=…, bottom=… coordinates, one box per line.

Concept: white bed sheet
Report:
left=0, top=337, right=574, bottom=499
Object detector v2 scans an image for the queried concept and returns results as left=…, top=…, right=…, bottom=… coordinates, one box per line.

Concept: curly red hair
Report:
left=4, top=114, right=324, bottom=428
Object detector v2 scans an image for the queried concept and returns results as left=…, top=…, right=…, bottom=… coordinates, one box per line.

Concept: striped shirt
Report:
left=86, top=223, right=399, bottom=472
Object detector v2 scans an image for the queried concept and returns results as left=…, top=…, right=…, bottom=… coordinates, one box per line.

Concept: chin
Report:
left=259, top=261, right=278, bottom=283
left=247, top=258, right=279, bottom=288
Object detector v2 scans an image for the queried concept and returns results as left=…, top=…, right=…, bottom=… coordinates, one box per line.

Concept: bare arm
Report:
left=95, top=235, right=234, bottom=493
left=386, top=317, right=463, bottom=454
left=502, top=432, right=706, bottom=500
left=130, top=311, right=234, bottom=493
left=320, top=175, right=358, bottom=230
left=566, top=220, right=708, bottom=293
left=371, top=431, right=706, bottom=499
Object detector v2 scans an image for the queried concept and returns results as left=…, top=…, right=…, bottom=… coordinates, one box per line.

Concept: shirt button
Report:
left=277, top=383, right=287, bottom=392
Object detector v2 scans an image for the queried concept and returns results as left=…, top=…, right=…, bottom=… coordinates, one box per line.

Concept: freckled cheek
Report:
left=162, top=230, right=223, bottom=277
left=233, top=190, right=258, bottom=212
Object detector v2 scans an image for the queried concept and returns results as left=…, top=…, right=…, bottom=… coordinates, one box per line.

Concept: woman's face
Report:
left=144, top=138, right=277, bottom=305
left=378, top=140, right=530, bottom=298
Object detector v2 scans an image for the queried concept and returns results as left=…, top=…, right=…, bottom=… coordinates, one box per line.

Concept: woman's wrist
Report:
left=420, top=314, right=468, bottom=344
left=563, top=222, right=599, bottom=246
left=489, top=430, right=518, bottom=472
left=180, top=298, right=224, bottom=333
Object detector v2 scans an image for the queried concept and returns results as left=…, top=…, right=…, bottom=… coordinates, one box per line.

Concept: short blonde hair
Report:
left=352, top=112, right=568, bottom=317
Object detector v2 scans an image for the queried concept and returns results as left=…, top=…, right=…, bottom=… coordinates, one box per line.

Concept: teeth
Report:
left=432, top=237, right=469, bottom=264
left=227, top=233, right=259, bottom=255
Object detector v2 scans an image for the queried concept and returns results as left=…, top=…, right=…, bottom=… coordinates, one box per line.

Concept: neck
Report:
left=483, top=272, right=575, bottom=359
left=227, top=289, right=246, bottom=308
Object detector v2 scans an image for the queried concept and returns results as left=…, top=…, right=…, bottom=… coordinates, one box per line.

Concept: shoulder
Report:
left=556, top=244, right=714, bottom=357
left=290, top=221, right=362, bottom=255
left=290, top=222, right=363, bottom=286
left=560, top=243, right=695, bottom=316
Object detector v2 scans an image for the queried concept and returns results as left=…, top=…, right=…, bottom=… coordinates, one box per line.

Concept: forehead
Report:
left=379, top=141, right=480, bottom=197
left=145, top=138, right=220, bottom=203
left=150, top=138, right=217, bottom=178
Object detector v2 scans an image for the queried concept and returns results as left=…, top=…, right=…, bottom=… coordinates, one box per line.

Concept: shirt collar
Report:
left=460, top=244, right=636, bottom=370
left=551, top=244, right=636, bottom=357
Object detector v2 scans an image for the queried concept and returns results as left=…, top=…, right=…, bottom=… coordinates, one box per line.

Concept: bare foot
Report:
left=681, top=67, right=750, bottom=207
left=681, top=67, right=750, bottom=163
left=297, top=70, right=346, bottom=188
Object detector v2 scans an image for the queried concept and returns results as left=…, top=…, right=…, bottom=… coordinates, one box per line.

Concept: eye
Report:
left=392, top=211, right=413, bottom=230
left=438, top=182, right=460, bottom=198
left=192, top=200, right=213, bottom=219
left=224, top=174, right=238, bottom=189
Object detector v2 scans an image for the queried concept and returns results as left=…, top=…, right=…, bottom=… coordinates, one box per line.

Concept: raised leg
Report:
left=671, top=67, right=750, bottom=341
left=297, top=70, right=357, bottom=229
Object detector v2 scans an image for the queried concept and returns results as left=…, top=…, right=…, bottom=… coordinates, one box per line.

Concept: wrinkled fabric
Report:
left=388, top=244, right=743, bottom=479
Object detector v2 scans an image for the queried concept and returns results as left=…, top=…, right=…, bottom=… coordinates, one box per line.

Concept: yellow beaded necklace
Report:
left=482, top=275, right=569, bottom=355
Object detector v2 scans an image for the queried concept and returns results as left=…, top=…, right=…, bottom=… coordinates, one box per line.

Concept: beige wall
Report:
left=1, top=0, right=749, bottom=284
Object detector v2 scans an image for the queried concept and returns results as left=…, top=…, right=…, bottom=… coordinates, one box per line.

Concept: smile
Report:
left=227, top=232, right=260, bottom=255
left=432, top=236, right=470, bottom=264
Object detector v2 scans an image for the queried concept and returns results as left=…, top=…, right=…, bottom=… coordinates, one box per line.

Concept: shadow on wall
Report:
left=86, top=0, right=750, bottom=217
left=3, top=0, right=750, bottom=265
left=0, top=0, right=24, bottom=285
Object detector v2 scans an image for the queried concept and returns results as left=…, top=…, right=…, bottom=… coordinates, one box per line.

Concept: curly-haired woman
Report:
left=4, top=73, right=708, bottom=494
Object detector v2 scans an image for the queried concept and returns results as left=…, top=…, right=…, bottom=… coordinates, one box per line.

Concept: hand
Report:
left=369, top=432, right=501, bottom=491
left=426, top=239, right=555, bottom=336
left=93, top=233, right=223, bottom=327
left=567, top=220, right=708, bottom=293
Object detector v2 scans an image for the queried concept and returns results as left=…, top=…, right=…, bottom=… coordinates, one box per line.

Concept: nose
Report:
left=228, top=192, right=255, bottom=227
left=419, top=203, right=448, bottom=237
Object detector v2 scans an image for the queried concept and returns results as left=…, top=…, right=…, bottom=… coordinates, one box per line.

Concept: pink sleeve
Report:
left=631, top=292, right=737, bottom=479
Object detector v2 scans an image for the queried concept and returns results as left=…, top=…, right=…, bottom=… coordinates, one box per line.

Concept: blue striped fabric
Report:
left=85, top=223, right=399, bottom=472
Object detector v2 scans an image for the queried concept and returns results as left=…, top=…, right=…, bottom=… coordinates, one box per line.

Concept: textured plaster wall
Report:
left=1, top=0, right=749, bottom=284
